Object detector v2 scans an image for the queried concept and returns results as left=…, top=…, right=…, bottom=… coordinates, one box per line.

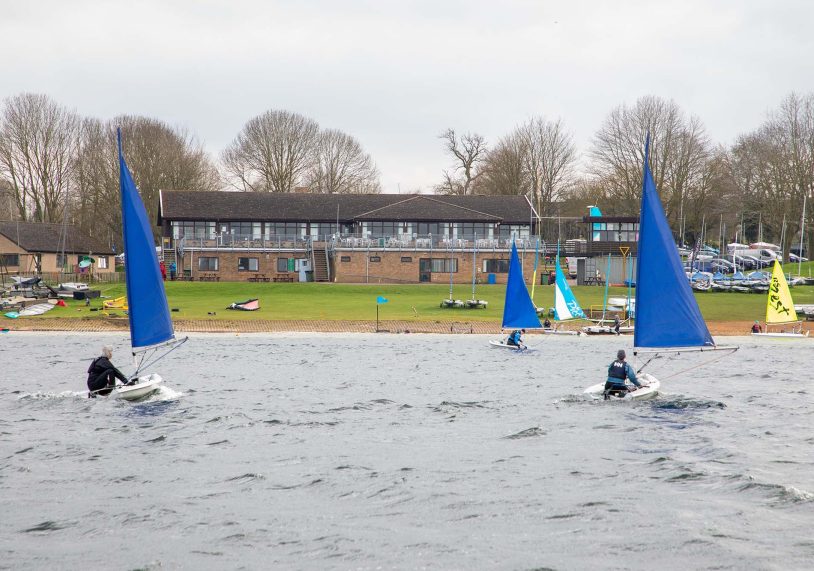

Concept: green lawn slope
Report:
left=30, top=281, right=814, bottom=323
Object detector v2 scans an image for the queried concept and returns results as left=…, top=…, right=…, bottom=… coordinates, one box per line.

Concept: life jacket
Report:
left=608, top=360, right=627, bottom=380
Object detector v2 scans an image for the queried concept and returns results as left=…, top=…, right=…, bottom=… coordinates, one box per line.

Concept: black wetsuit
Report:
left=87, top=356, right=127, bottom=397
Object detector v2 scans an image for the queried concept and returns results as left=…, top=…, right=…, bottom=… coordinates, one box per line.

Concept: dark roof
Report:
left=159, top=191, right=533, bottom=224
left=0, top=221, right=115, bottom=254
left=582, top=216, right=639, bottom=223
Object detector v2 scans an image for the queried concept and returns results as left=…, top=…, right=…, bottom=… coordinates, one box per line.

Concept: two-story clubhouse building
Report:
left=158, top=191, right=546, bottom=284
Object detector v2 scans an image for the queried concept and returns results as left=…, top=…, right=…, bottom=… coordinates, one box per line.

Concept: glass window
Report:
left=313, top=223, right=337, bottom=238
left=483, top=259, right=510, bottom=273
left=370, top=256, right=381, bottom=262
left=198, top=257, right=218, bottom=271
left=238, top=257, right=258, bottom=271
left=97, top=256, right=108, bottom=269
left=0, top=253, right=19, bottom=266
left=230, top=222, right=254, bottom=239
left=368, top=222, right=398, bottom=238
left=340, top=256, right=351, bottom=262
left=498, top=224, right=530, bottom=240
left=401, top=256, right=412, bottom=262
left=430, top=258, right=457, bottom=272
left=417, top=223, right=442, bottom=237
left=267, top=223, right=302, bottom=238
left=175, top=221, right=215, bottom=239
left=458, top=223, right=491, bottom=240
left=277, top=258, right=289, bottom=272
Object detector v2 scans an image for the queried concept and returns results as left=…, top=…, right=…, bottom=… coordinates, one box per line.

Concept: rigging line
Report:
left=637, top=347, right=738, bottom=381
left=132, top=337, right=189, bottom=376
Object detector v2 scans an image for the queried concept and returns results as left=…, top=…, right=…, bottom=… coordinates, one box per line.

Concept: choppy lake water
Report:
left=1, top=332, right=813, bottom=570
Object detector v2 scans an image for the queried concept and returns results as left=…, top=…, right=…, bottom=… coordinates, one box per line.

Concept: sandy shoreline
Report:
left=0, top=318, right=772, bottom=336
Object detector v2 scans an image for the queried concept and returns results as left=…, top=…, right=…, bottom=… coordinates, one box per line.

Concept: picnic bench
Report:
left=248, top=273, right=271, bottom=282
left=272, top=274, right=294, bottom=282
left=198, top=273, right=220, bottom=282
left=584, top=276, right=605, bottom=286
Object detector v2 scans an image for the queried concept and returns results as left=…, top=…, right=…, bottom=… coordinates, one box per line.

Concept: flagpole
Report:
left=799, top=193, right=806, bottom=276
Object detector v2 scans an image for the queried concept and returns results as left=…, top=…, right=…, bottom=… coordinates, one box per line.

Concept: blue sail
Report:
left=634, top=137, right=713, bottom=348
left=118, top=130, right=175, bottom=350
left=502, top=242, right=542, bottom=329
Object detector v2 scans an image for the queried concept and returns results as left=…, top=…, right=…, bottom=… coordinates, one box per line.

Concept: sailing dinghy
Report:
left=490, top=242, right=542, bottom=350
left=584, top=136, right=736, bottom=400
left=112, top=129, right=187, bottom=401
left=752, top=261, right=809, bottom=338
left=544, top=247, right=584, bottom=335
left=582, top=256, right=634, bottom=335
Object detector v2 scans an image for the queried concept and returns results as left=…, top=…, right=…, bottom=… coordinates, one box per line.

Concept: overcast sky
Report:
left=2, top=0, right=813, bottom=193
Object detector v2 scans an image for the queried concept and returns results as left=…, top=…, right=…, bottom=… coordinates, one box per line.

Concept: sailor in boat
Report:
left=506, top=328, right=527, bottom=350
left=751, top=320, right=762, bottom=334
left=604, top=350, right=641, bottom=399
left=613, top=314, right=621, bottom=335
left=87, top=346, right=130, bottom=397
left=543, top=317, right=552, bottom=329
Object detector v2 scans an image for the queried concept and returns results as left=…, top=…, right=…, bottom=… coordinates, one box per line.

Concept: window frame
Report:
left=197, top=257, right=219, bottom=271
left=483, top=258, right=510, bottom=273
left=237, top=257, right=259, bottom=272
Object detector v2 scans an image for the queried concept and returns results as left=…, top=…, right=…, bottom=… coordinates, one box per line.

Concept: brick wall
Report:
left=186, top=251, right=302, bottom=281
left=333, top=249, right=544, bottom=285
left=182, top=248, right=550, bottom=284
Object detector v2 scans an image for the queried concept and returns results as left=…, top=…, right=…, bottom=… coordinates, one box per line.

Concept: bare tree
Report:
left=72, top=117, right=117, bottom=241
left=222, top=110, right=319, bottom=193
left=731, top=93, right=814, bottom=260
left=475, top=131, right=529, bottom=196
left=589, top=96, right=712, bottom=239
left=518, top=117, right=577, bottom=217
left=435, top=129, right=487, bottom=195
left=308, top=129, right=380, bottom=194
left=72, top=115, right=220, bottom=244
left=0, top=93, right=80, bottom=222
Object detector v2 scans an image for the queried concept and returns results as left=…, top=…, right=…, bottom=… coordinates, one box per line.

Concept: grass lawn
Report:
left=33, top=281, right=814, bottom=323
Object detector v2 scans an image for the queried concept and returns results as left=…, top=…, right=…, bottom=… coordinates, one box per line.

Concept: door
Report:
left=419, top=258, right=431, bottom=282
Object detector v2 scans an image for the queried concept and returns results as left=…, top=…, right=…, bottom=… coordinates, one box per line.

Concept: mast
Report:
left=601, top=253, right=611, bottom=322
left=471, top=232, right=477, bottom=300
left=530, top=237, right=539, bottom=303
left=799, top=193, right=807, bottom=276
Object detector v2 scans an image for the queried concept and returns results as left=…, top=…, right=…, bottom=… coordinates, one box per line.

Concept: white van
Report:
left=733, top=248, right=779, bottom=263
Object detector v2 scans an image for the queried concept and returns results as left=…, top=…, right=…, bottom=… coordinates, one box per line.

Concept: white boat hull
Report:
left=58, top=282, right=89, bottom=292
left=584, top=373, right=660, bottom=400
left=114, top=373, right=163, bottom=401
left=489, top=340, right=526, bottom=350
left=541, top=328, right=582, bottom=336
left=582, top=325, right=635, bottom=335
left=751, top=331, right=809, bottom=339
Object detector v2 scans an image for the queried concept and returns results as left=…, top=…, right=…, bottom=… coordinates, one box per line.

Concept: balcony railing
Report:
left=170, top=233, right=577, bottom=253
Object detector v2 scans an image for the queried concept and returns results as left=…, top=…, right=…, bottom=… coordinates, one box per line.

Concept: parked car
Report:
left=790, top=253, right=809, bottom=263
left=710, top=258, right=736, bottom=273
left=741, top=254, right=769, bottom=269
left=725, top=253, right=756, bottom=270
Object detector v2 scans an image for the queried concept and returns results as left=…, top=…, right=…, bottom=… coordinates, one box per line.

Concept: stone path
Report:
left=0, top=318, right=765, bottom=336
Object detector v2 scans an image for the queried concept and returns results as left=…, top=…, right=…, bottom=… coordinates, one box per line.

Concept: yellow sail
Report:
left=765, top=260, right=798, bottom=324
